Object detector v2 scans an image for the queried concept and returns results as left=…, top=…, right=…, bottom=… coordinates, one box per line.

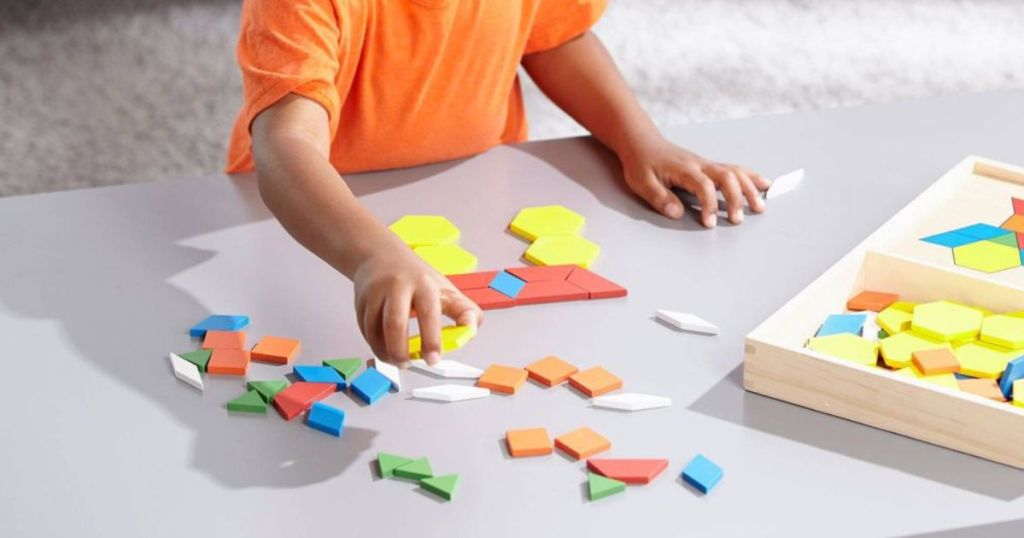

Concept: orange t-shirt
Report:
left=225, top=0, right=607, bottom=174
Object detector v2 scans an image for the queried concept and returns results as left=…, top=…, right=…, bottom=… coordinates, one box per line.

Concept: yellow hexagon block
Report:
left=390, top=215, right=460, bottom=248
left=877, top=306, right=913, bottom=336
left=414, top=245, right=477, bottom=275
left=409, top=325, right=478, bottom=359
left=509, top=205, right=585, bottom=241
left=980, top=315, right=1024, bottom=350
left=889, top=301, right=917, bottom=313
left=806, top=333, right=879, bottom=366
left=911, top=301, right=984, bottom=342
left=1015, top=380, right=1024, bottom=408
left=952, top=240, right=1021, bottom=273
left=954, top=341, right=1018, bottom=378
left=524, top=235, right=600, bottom=268
left=879, top=331, right=949, bottom=369
left=893, top=367, right=960, bottom=391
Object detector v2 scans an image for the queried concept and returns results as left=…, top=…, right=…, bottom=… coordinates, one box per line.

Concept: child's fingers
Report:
left=736, top=169, right=765, bottom=213
left=745, top=167, right=772, bottom=191
left=629, top=170, right=684, bottom=220
left=381, top=289, right=413, bottom=367
left=678, top=170, right=718, bottom=228
left=413, top=285, right=443, bottom=365
left=361, top=294, right=387, bottom=364
left=443, top=289, right=483, bottom=330
left=705, top=165, right=744, bottom=224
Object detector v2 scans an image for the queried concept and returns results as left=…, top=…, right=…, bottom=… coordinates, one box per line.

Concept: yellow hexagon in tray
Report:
left=414, top=245, right=477, bottom=275
left=806, top=333, right=879, bottom=366
left=877, top=305, right=913, bottom=336
left=893, top=367, right=959, bottom=391
left=952, top=239, right=1021, bottom=273
left=954, top=340, right=1018, bottom=378
left=509, top=205, right=585, bottom=241
left=524, top=234, right=600, bottom=268
left=911, top=301, right=984, bottom=342
left=878, top=331, right=949, bottom=369
left=980, top=315, right=1024, bottom=350
left=390, top=215, right=460, bottom=248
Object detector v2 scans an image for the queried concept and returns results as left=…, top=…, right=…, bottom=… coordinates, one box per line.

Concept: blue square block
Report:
left=488, top=271, right=526, bottom=299
left=998, top=355, right=1024, bottom=399
left=956, top=223, right=1013, bottom=241
left=816, top=313, right=867, bottom=337
left=351, top=368, right=391, bottom=405
left=189, top=314, right=250, bottom=338
left=306, top=402, right=345, bottom=437
left=293, top=366, right=346, bottom=389
left=682, top=454, right=723, bottom=494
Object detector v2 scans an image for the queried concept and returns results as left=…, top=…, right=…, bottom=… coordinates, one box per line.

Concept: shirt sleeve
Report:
left=524, top=0, right=608, bottom=55
left=236, top=0, right=342, bottom=136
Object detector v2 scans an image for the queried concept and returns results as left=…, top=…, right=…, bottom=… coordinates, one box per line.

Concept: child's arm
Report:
left=522, top=32, right=769, bottom=227
left=250, top=94, right=482, bottom=366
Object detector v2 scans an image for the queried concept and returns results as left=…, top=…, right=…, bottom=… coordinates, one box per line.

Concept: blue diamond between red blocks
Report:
left=306, top=402, right=345, bottom=437
left=489, top=270, right=527, bottom=299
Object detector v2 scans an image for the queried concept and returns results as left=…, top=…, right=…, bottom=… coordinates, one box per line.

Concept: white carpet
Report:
left=1, top=0, right=1023, bottom=196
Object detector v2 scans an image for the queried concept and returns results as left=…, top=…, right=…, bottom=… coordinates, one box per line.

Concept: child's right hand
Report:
left=352, top=247, right=483, bottom=368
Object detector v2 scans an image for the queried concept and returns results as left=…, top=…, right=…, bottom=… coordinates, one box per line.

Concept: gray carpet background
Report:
left=1, top=0, right=1023, bottom=197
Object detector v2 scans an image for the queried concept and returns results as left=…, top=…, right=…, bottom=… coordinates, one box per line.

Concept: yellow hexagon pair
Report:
left=911, top=301, right=984, bottom=342
left=509, top=205, right=585, bottom=241
left=524, top=235, right=601, bottom=269
left=408, top=325, right=477, bottom=359
left=390, top=215, right=461, bottom=248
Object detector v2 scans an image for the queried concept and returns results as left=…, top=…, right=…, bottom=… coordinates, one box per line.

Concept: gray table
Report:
left=2, top=91, right=1024, bottom=538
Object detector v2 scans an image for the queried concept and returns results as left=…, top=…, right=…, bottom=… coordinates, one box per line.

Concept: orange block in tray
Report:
left=476, top=364, right=528, bottom=394
left=569, top=366, right=622, bottom=397
left=506, top=428, right=552, bottom=458
left=251, top=335, right=301, bottom=364
left=912, top=348, right=960, bottom=375
left=555, top=427, right=611, bottom=460
left=958, top=378, right=1007, bottom=402
left=846, top=291, right=900, bottom=312
left=206, top=348, right=250, bottom=375
left=202, top=330, right=246, bottom=350
left=525, top=356, right=579, bottom=387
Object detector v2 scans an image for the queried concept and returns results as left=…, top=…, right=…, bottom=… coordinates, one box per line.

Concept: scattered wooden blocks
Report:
left=654, top=310, right=719, bottom=335
left=378, top=452, right=414, bottom=478
left=586, top=458, right=668, bottom=485
left=189, top=314, right=249, bottom=338
left=247, top=380, right=289, bottom=402
left=322, top=358, right=363, bottom=382
left=177, top=349, right=212, bottom=372
left=958, top=378, right=1007, bottom=402
left=226, top=390, right=267, bottom=414
left=272, top=382, right=336, bottom=420
left=846, top=290, right=900, bottom=312
left=525, top=356, right=578, bottom=387
left=393, top=457, right=433, bottom=480
left=411, top=384, right=490, bottom=403
left=293, top=365, right=346, bottom=389
left=488, top=270, right=526, bottom=298
left=206, top=348, right=250, bottom=375
left=554, top=427, right=611, bottom=460
left=169, top=353, right=203, bottom=390
left=569, top=366, right=622, bottom=397
left=409, top=359, right=484, bottom=379
left=681, top=454, right=723, bottom=494
left=592, top=392, right=672, bottom=412
left=351, top=368, right=392, bottom=405
left=368, top=358, right=402, bottom=391
left=588, top=472, right=626, bottom=501
left=420, top=474, right=459, bottom=501
left=202, top=330, right=246, bottom=350
left=506, top=428, right=553, bottom=458
left=251, top=335, right=301, bottom=364
left=476, top=364, right=528, bottom=394
left=912, top=348, right=960, bottom=375
left=306, top=402, right=345, bottom=437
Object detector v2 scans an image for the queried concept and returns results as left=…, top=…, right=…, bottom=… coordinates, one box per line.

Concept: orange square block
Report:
left=525, top=356, right=579, bottom=387
left=206, top=348, right=250, bottom=375
left=251, top=335, right=301, bottom=364
left=555, top=427, right=611, bottom=460
left=506, top=428, right=552, bottom=457
left=202, top=330, right=246, bottom=350
left=569, top=366, right=622, bottom=397
left=958, top=378, right=1007, bottom=402
left=846, top=290, right=899, bottom=312
left=476, top=364, right=528, bottom=394
left=912, top=348, right=960, bottom=375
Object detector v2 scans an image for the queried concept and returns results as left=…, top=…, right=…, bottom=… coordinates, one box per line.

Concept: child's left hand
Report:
left=619, top=138, right=771, bottom=228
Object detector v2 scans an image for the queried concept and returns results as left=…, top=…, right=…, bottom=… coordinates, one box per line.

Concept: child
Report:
left=226, top=0, right=770, bottom=367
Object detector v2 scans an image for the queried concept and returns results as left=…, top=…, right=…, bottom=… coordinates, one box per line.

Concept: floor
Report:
left=1, top=0, right=1022, bottom=196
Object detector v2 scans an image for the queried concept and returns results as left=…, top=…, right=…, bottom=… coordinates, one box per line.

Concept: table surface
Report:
left=2, top=91, right=1024, bottom=538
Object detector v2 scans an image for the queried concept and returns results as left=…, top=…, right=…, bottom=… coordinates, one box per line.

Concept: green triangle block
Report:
left=420, top=474, right=459, bottom=501
left=226, top=390, right=267, bottom=414
left=178, top=349, right=212, bottom=372
left=588, top=472, right=625, bottom=501
left=323, top=358, right=363, bottom=381
left=878, top=329, right=889, bottom=339
left=990, top=233, right=1019, bottom=248
left=247, top=380, right=289, bottom=402
left=393, top=457, right=433, bottom=480
left=378, top=452, right=414, bottom=478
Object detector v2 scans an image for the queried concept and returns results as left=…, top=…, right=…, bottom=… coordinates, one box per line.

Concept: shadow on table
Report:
left=688, top=364, right=1024, bottom=501
left=897, top=518, right=1024, bottom=537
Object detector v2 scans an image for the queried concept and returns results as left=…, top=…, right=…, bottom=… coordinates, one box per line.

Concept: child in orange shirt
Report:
left=227, top=0, right=770, bottom=367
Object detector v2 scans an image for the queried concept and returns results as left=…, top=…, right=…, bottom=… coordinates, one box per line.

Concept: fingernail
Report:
left=707, top=214, right=717, bottom=228
left=734, top=212, right=744, bottom=224
left=665, top=202, right=682, bottom=219
left=425, top=351, right=441, bottom=365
